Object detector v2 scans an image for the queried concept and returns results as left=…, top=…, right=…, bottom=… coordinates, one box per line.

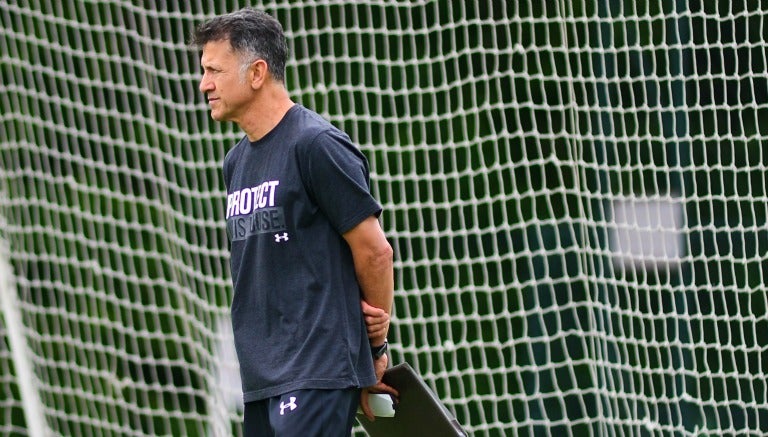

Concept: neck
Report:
left=239, top=84, right=295, bottom=142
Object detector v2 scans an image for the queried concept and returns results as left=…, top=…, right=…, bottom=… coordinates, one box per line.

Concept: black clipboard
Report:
left=357, top=362, right=467, bottom=437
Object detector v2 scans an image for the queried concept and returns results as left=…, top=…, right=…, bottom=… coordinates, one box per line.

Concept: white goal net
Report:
left=1, top=1, right=767, bottom=436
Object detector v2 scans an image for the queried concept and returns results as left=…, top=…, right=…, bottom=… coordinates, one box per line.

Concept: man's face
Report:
left=199, top=40, right=252, bottom=122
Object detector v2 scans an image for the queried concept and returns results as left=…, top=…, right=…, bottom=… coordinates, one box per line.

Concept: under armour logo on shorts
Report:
left=274, top=232, right=289, bottom=242
left=279, top=396, right=297, bottom=415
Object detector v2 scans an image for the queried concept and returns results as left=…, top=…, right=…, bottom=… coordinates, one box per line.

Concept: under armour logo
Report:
left=280, top=396, right=297, bottom=415
left=274, top=232, right=289, bottom=242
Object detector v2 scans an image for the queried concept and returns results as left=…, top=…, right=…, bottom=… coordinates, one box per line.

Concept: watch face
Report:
left=373, top=342, right=388, bottom=358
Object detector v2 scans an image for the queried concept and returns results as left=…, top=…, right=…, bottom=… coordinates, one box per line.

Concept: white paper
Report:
left=358, top=393, right=396, bottom=418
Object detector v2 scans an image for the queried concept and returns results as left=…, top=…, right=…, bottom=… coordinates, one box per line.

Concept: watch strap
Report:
left=371, top=341, right=388, bottom=359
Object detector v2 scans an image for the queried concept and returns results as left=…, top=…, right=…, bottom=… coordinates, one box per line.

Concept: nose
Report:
left=199, top=73, right=214, bottom=94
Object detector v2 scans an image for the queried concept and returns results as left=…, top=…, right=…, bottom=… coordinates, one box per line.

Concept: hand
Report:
left=361, top=300, right=389, bottom=343
left=359, top=354, right=399, bottom=421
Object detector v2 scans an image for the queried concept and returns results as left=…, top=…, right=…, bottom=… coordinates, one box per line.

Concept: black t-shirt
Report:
left=223, top=104, right=381, bottom=402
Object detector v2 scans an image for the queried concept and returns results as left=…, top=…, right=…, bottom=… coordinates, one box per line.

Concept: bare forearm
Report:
left=357, top=248, right=392, bottom=308
left=344, top=216, right=395, bottom=346
left=354, top=244, right=394, bottom=344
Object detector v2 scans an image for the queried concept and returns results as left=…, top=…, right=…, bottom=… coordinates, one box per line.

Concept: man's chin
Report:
left=209, top=111, right=224, bottom=121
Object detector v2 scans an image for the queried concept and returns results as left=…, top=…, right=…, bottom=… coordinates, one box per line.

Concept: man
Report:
left=192, top=7, right=396, bottom=436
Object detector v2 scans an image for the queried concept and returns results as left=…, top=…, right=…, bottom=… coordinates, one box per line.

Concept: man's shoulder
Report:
left=287, top=105, right=344, bottom=140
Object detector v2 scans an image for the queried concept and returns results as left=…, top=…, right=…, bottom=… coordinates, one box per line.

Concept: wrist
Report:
left=370, top=333, right=388, bottom=347
left=370, top=340, right=388, bottom=360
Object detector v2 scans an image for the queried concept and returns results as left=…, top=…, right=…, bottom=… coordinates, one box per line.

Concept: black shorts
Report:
left=243, top=388, right=361, bottom=436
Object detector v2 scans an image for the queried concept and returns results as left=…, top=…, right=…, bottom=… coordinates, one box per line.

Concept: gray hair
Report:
left=191, top=8, right=288, bottom=82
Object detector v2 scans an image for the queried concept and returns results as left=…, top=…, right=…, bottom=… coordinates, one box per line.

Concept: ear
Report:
left=248, top=59, right=269, bottom=90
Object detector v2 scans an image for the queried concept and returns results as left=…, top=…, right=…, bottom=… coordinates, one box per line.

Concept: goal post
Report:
left=1, top=1, right=768, bottom=436
left=0, top=236, right=46, bottom=437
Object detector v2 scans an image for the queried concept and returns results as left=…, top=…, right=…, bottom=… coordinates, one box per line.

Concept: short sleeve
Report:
left=298, top=129, right=382, bottom=234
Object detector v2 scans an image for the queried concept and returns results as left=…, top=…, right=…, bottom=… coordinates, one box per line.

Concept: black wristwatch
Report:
left=371, top=341, right=388, bottom=360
